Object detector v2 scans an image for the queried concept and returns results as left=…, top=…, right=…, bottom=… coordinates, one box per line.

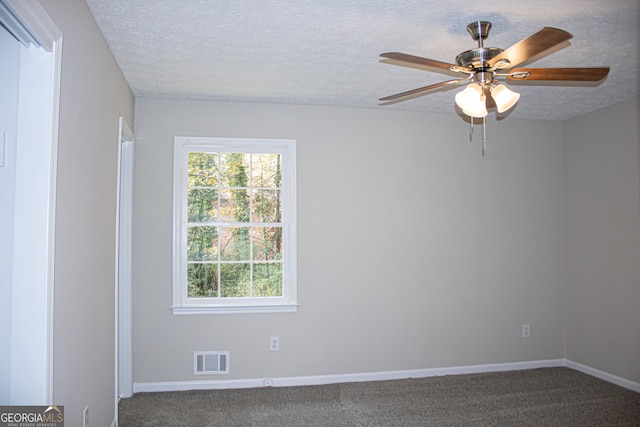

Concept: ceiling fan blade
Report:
left=379, top=79, right=464, bottom=104
left=488, top=27, right=573, bottom=69
left=380, top=52, right=468, bottom=75
left=506, top=67, right=610, bottom=81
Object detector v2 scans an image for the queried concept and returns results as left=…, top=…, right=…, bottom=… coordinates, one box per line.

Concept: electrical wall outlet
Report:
left=269, top=336, right=279, bottom=352
left=522, top=324, right=531, bottom=338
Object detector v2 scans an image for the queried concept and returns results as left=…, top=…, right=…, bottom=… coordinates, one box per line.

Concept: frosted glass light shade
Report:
left=455, top=83, right=488, bottom=118
left=491, top=84, right=520, bottom=113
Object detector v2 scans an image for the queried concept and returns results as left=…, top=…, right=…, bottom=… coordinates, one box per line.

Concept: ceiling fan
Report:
left=379, top=21, right=610, bottom=118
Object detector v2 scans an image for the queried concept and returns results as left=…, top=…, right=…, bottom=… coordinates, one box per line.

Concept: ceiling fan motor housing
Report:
left=457, top=21, right=505, bottom=71
left=455, top=47, right=503, bottom=70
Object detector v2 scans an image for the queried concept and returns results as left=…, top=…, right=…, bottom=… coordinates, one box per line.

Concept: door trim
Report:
left=5, top=0, right=61, bottom=404
left=115, top=116, right=134, bottom=403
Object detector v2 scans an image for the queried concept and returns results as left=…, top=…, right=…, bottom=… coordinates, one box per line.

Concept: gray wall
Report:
left=41, top=0, right=135, bottom=424
left=563, top=97, right=640, bottom=383
left=133, top=99, right=566, bottom=383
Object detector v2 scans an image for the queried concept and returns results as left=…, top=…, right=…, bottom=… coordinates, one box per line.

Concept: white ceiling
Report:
left=86, top=0, right=639, bottom=120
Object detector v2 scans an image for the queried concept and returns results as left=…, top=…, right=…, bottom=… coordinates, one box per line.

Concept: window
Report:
left=173, top=137, right=297, bottom=314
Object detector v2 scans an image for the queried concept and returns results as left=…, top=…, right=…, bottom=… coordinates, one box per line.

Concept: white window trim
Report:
left=172, top=137, right=297, bottom=314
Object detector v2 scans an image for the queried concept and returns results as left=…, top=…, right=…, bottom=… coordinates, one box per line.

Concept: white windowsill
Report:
left=171, top=304, right=298, bottom=315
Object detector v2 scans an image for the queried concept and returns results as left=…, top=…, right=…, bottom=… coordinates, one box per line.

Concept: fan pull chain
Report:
left=469, top=119, right=474, bottom=142
left=468, top=118, right=488, bottom=157
left=482, top=116, right=487, bottom=157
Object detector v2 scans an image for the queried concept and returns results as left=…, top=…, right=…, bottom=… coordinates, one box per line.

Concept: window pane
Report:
left=187, top=226, right=218, bottom=261
left=220, top=263, right=251, bottom=297
left=187, top=263, right=218, bottom=297
left=253, top=263, right=282, bottom=296
left=176, top=138, right=295, bottom=311
left=188, top=152, right=218, bottom=187
left=219, top=189, right=249, bottom=222
left=220, top=153, right=250, bottom=188
left=251, top=153, right=281, bottom=188
left=219, top=226, right=250, bottom=261
left=251, top=189, right=281, bottom=223
left=188, top=188, right=218, bottom=222
left=252, top=226, right=282, bottom=260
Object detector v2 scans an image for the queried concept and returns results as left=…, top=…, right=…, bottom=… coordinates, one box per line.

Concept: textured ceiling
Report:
left=85, top=0, right=639, bottom=120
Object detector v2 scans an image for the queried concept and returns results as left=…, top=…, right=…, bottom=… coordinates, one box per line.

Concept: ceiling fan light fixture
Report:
left=462, top=104, right=488, bottom=118
left=490, top=84, right=520, bottom=113
left=455, top=83, right=488, bottom=118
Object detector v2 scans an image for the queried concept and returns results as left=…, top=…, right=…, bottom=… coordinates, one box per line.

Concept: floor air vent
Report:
left=194, top=351, right=229, bottom=375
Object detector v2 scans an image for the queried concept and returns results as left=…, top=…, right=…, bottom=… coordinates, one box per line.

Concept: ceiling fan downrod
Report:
left=467, top=21, right=492, bottom=48
left=456, top=22, right=504, bottom=71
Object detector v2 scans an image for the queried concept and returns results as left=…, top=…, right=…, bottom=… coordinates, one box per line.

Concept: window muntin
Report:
left=173, top=138, right=296, bottom=314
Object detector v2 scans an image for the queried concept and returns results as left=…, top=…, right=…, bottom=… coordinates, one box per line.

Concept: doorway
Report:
left=0, top=0, right=62, bottom=405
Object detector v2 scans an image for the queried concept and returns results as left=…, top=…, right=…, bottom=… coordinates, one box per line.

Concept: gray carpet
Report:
left=118, top=367, right=640, bottom=426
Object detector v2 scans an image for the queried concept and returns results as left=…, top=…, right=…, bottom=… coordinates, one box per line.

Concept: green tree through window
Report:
left=186, top=151, right=283, bottom=299
left=174, top=137, right=296, bottom=313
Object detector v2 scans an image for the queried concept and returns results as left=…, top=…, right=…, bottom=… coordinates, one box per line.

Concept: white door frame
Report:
left=4, top=0, right=61, bottom=404
left=115, top=117, right=134, bottom=404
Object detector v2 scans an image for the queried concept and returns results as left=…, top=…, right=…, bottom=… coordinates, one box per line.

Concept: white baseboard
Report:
left=131, top=359, right=640, bottom=395
left=564, top=359, right=640, bottom=393
left=133, top=359, right=565, bottom=393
